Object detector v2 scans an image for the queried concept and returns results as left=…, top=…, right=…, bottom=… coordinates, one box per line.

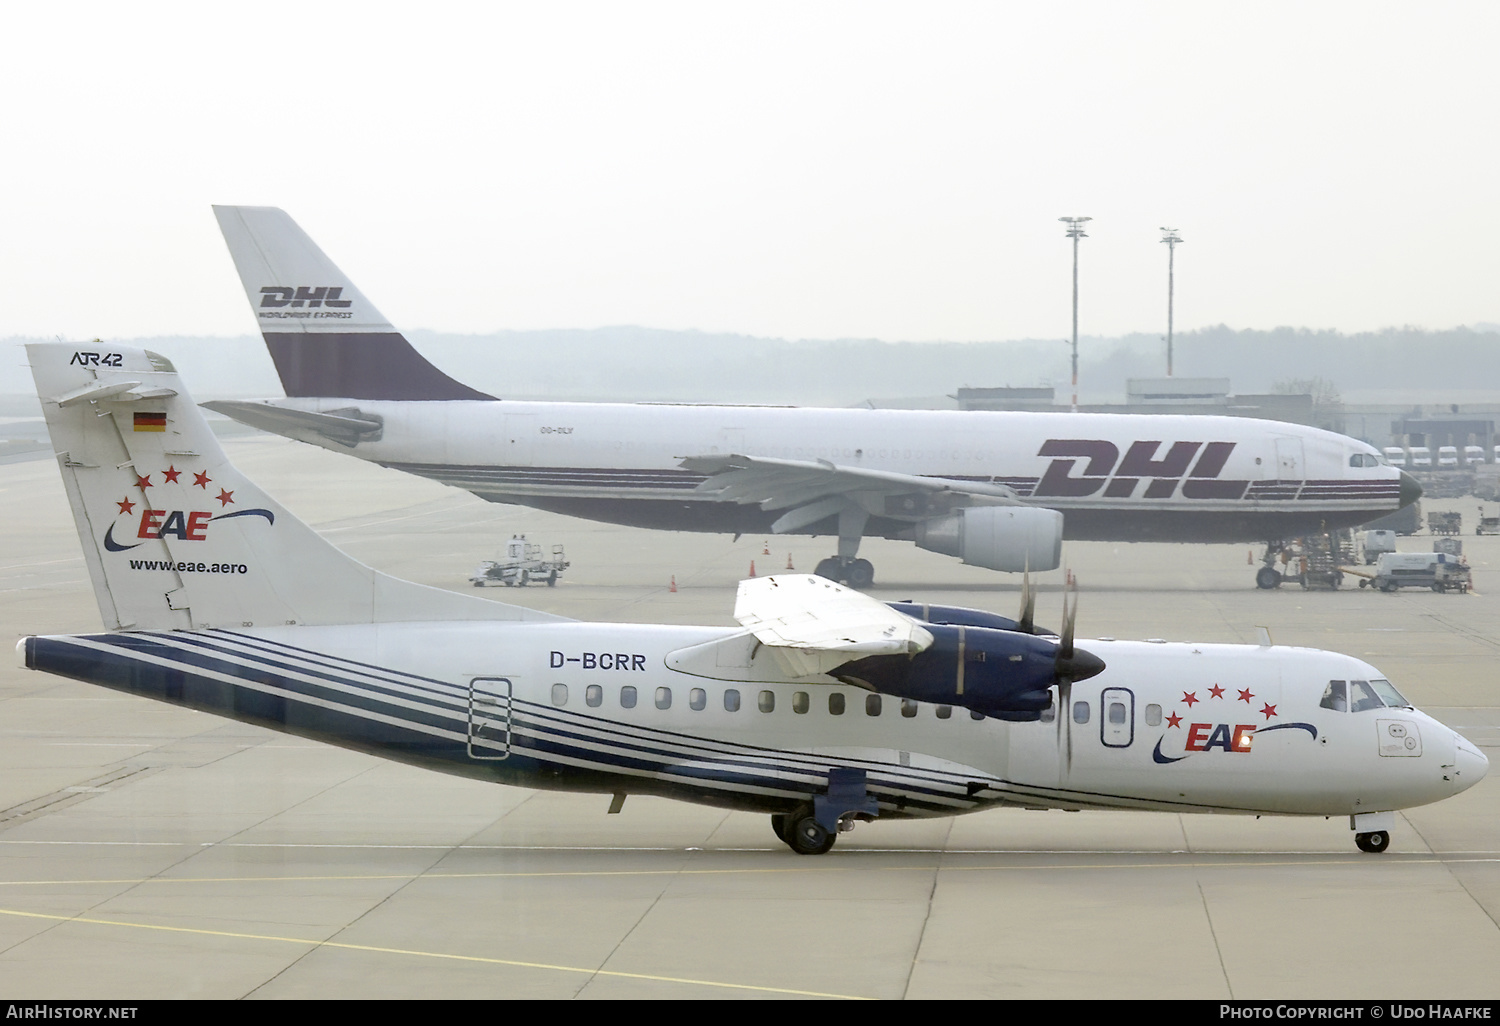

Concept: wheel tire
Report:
left=845, top=559, right=875, bottom=590
left=770, top=813, right=789, bottom=843
left=784, top=805, right=836, bottom=855
left=813, top=558, right=841, bottom=581
left=1355, top=830, right=1390, bottom=854
left=472, top=580, right=485, bottom=588
left=1381, top=581, right=1397, bottom=593
left=1256, top=567, right=1282, bottom=590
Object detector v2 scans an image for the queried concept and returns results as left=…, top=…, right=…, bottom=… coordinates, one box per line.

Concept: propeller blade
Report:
left=1018, top=570, right=1036, bottom=635
left=1058, top=571, right=1076, bottom=660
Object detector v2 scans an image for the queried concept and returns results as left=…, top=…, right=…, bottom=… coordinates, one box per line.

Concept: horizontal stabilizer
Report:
left=203, top=400, right=383, bottom=448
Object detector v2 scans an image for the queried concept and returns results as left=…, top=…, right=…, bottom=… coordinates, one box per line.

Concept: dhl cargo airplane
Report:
left=204, top=207, right=1420, bottom=590
left=19, top=342, right=1483, bottom=854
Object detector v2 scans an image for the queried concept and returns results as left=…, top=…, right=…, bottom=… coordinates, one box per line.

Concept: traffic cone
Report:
left=669, top=575, right=677, bottom=593
left=786, top=553, right=795, bottom=570
left=762, top=540, right=770, bottom=555
left=749, top=560, right=757, bottom=577
left=1248, top=549, right=1253, bottom=565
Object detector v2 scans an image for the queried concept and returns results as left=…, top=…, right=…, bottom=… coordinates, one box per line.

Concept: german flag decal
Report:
left=133, top=412, right=166, bottom=432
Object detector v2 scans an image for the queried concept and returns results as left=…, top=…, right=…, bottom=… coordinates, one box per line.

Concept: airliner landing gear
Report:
left=1355, top=830, right=1390, bottom=854
left=810, top=505, right=875, bottom=588
left=813, top=557, right=875, bottom=589
left=1256, top=541, right=1288, bottom=589
left=781, top=803, right=837, bottom=855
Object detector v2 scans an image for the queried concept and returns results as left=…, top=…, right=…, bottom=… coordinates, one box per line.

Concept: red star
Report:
left=1182, top=691, right=1198, bottom=707
left=216, top=488, right=235, bottom=507
left=134, top=474, right=152, bottom=489
left=1260, top=702, right=1278, bottom=720
left=194, top=471, right=211, bottom=489
left=162, top=466, right=181, bottom=484
left=1209, top=685, right=1225, bottom=699
left=117, top=497, right=135, bottom=515
left=1166, top=711, right=1182, bottom=728
left=1238, top=689, right=1255, bottom=703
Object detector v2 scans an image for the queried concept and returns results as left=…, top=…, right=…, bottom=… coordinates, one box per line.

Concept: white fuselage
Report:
left=29, top=622, right=1483, bottom=821
left=242, top=398, right=1407, bottom=543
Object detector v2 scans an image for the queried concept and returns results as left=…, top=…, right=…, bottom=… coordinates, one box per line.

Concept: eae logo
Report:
left=1184, top=723, right=1258, bottom=753
left=258, top=286, right=352, bottom=309
left=1033, top=439, right=1250, bottom=500
left=103, top=508, right=275, bottom=552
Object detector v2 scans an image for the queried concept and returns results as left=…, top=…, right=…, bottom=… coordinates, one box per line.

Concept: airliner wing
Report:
left=733, top=574, right=934, bottom=677
left=681, top=453, right=1020, bottom=531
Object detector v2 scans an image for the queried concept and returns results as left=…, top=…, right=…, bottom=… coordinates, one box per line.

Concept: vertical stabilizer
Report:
left=212, top=206, right=493, bottom=401
left=28, top=343, right=554, bottom=630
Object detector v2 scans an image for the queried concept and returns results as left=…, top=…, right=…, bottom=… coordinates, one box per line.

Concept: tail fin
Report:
left=28, top=342, right=555, bottom=631
left=212, top=206, right=493, bottom=401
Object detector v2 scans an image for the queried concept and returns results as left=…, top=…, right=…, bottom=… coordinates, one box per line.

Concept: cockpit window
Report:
left=1349, top=680, right=1385, bottom=713
left=1348, top=453, right=1381, bottom=468
left=1320, top=680, right=1348, bottom=712
left=1369, top=678, right=1411, bottom=708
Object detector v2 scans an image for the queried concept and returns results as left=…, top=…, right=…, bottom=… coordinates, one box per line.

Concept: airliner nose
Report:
left=1454, top=736, right=1488, bottom=793
left=1399, top=471, right=1423, bottom=508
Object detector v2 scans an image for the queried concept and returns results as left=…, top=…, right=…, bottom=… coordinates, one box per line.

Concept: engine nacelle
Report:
left=833, top=623, right=1101, bottom=721
left=911, top=505, right=1063, bottom=573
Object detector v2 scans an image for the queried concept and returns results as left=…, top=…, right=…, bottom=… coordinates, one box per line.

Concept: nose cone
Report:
left=1399, top=471, right=1423, bottom=508
left=1454, top=735, right=1489, bottom=793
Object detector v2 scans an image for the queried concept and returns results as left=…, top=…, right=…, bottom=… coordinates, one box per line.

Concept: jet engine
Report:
left=910, top=506, right=1063, bottom=573
left=831, top=623, right=1103, bottom=721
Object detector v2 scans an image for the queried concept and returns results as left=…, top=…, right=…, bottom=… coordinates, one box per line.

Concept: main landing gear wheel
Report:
left=770, top=813, right=789, bottom=843
left=1256, top=566, right=1283, bottom=590
left=1355, top=830, right=1390, bottom=854
left=783, top=804, right=836, bottom=855
left=812, top=558, right=875, bottom=590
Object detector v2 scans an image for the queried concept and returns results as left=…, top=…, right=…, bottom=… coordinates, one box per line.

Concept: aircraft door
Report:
left=1275, top=438, right=1304, bottom=482
left=1101, top=687, right=1134, bottom=748
left=467, top=676, right=513, bottom=760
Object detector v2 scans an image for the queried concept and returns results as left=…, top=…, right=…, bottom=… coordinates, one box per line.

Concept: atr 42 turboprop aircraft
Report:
left=205, top=207, right=1420, bottom=591
left=20, top=342, right=1484, bottom=854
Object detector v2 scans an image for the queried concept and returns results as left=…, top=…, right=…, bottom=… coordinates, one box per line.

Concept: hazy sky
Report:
left=2, top=2, right=1497, bottom=343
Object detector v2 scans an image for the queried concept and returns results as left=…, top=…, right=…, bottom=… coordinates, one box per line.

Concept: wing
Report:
left=680, top=452, right=1020, bottom=533
left=733, top=574, right=934, bottom=677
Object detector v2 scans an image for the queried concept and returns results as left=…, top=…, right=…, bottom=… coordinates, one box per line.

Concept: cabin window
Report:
left=586, top=684, right=602, bottom=708
left=829, top=693, right=846, bottom=715
left=866, top=694, right=882, bottom=716
left=1349, top=680, right=1384, bottom=713
left=689, top=688, right=706, bottom=711
left=759, top=690, right=775, bottom=713
left=1108, top=701, right=1128, bottom=725
left=655, top=687, right=672, bottom=710
left=936, top=704, right=952, bottom=720
left=551, top=683, right=568, bottom=706
left=724, top=688, right=741, bottom=712
left=1073, top=701, right=1090, bottom=724
left=901, top=699, right=919, bottom=718
left=1320, top=680, right=1348, bottom=712
left=620, top=686, right=637, bottom=709
left=1145, top=703, right=1162, bottom=726
left=792, top=691, right=809, bottom=714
